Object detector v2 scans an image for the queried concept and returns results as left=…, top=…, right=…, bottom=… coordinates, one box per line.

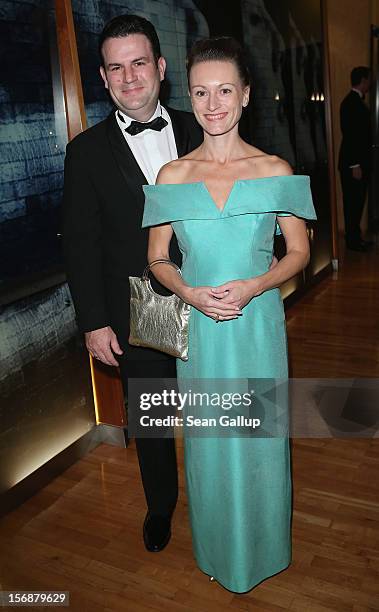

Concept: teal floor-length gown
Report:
left=142, top=176, right=316, bottom=592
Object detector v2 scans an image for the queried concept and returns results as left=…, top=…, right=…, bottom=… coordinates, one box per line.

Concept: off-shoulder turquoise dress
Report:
left=142, top=176, right=316, bottom=592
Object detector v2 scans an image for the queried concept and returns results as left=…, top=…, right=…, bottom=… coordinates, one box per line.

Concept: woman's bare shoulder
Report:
left=156, top=158, right=196, bottom=185
left=156, top=160, right=183, bottom=185
left=255, top=153, right=293, bottom=177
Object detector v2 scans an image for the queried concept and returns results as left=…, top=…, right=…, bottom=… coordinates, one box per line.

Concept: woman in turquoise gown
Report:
left=142, top=37, right=316, bottom=592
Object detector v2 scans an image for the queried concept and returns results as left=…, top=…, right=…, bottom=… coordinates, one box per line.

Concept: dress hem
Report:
left=198, top=558, right=292, bottom=594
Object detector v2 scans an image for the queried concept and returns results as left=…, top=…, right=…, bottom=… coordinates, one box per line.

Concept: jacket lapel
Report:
left=166, top=106, right=190, bottom=158
left=106, top=112, right=148, bottom=189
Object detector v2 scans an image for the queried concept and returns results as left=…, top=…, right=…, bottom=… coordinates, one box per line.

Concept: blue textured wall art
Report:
left=0, top=0, right=67, bottom=289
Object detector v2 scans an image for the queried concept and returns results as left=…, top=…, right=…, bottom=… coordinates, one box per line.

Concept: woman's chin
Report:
left=203, top=124, right=236, bottom=137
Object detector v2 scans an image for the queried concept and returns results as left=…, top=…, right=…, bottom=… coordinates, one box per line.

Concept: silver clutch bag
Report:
left=129, top=259, right=191, bottom=361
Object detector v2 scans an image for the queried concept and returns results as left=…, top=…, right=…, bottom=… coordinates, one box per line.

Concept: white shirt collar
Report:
left=116, top=101, right=162, bottom=128
left=351, top=88, right=363, bottom=98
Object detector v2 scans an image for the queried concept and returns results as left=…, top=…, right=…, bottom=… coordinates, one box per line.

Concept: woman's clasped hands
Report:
left=183, top=278, right=263, bottom=322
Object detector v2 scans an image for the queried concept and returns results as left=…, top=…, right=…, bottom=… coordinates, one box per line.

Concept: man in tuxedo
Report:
left=338, top=66, right=372, bottom=251
left=62, top=15, right=202, bottom=552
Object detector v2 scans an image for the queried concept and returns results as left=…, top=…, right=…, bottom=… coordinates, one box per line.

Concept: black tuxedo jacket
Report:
left=338, top=90, right=371, bottom=173
left=62, top=107, right=202, bottom=360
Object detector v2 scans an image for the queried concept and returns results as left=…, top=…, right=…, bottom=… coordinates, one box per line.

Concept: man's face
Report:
left=100, top=34, right=166, bottom=121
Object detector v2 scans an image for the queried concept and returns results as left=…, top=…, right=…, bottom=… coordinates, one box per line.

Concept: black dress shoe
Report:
left=143, top=513, right=171, bottom=552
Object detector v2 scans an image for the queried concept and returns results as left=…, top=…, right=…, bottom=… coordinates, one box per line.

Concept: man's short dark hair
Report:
left=99, top=14, right=161, bottom=65
left=350, top=66, right=370, bottom=87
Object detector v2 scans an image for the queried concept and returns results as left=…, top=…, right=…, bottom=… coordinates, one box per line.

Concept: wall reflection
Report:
left=0, top=285, right=95, bottom=493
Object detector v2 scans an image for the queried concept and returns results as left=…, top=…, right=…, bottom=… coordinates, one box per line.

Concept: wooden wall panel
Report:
left=55, top=0, right=125, bottom=427
left=321, top=0, right=339, bottom=263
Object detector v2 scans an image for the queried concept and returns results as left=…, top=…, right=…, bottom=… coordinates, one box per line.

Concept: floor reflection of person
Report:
left=142, top=37, right=316, bottom=592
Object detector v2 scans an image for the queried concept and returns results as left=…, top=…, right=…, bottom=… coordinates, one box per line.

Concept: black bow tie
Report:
left=118, top=111, right=168, bottom=135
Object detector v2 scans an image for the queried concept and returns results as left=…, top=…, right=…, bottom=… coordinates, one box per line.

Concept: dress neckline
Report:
left=200, top=181, right=236, bottom=213
left=144, top=175, right=308, bottom=215
left=185, top=175, right=303, bottom=214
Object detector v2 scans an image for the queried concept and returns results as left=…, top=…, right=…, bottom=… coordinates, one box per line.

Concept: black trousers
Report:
left=339, top=167, right=368, bottom=246
left=118, top=356, right=178, bottom=518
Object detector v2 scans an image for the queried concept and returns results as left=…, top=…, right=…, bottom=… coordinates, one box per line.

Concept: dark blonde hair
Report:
left=186, top=36, right=250, bottom=87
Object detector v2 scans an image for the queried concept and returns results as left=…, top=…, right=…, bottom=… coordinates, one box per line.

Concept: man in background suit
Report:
left=338, top=66, right=372, bottom=252
left=62, top=15, right=202, bottom=552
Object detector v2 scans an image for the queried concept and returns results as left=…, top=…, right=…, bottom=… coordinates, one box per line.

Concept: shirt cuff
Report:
left=349, top=164, right=360, bottom=168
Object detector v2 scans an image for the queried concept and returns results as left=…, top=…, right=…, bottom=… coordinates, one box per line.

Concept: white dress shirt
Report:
left=115, top=102, right=178, bottom=184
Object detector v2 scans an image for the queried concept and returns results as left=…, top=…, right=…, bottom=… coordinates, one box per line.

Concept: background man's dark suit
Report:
left=338, top=90, right=371, bottom=248
left=63, top=108, right=202, bottom=519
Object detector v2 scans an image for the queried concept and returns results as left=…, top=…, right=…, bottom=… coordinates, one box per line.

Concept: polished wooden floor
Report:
left=287, top=242, right=379, bottom=378
left=0, top=243, right=378, bottom=612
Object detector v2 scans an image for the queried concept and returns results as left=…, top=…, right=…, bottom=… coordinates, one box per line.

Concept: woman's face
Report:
left=189, top=60, right=249, bottom=137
